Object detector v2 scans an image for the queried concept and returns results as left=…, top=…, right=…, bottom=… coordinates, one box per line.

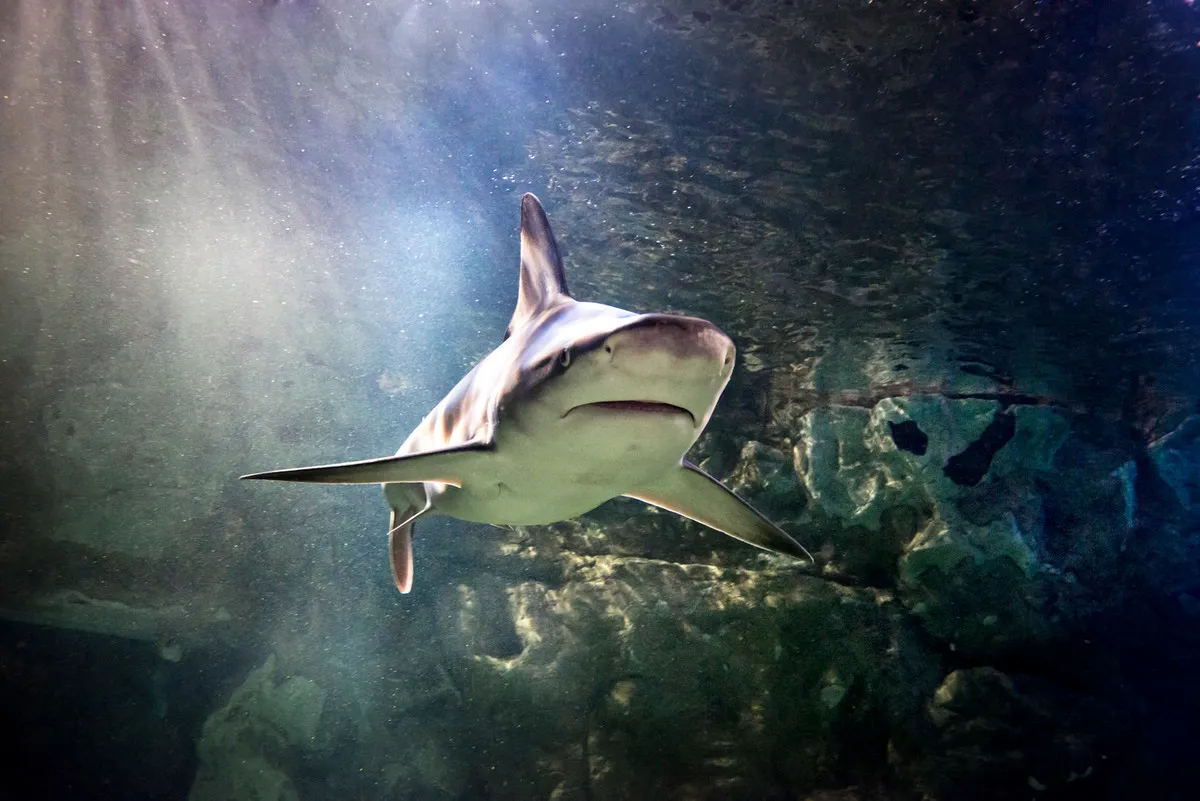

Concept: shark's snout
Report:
left=551, top=313, right=734, bottom=431
left=604, top=315, right=734, bottom=375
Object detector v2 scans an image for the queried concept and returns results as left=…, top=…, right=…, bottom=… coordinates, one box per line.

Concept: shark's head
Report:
left=492, top=194, right=736, bottom=460
left=509, top=302, right=735, bottom=435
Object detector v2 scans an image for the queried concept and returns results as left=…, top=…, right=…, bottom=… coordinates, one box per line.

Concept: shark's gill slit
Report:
left=241, top=193, right=812, bottom=594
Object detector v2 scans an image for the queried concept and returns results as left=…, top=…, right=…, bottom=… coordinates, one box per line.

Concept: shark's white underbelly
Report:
left=433, top=407, right=697, bottom=525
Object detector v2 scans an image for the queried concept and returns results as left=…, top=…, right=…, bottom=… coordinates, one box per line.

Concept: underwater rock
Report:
left=987, top=404, right=1073, bottom=476
left=1148, top=414, right=1200, bottom=515
left=942, top=409, right=1016, bottom=486
left=722, top=439, right=808, bottom=519
left=0, top=589, right=190, bottom=644
left=426, top=560, right=941, bottom=800
left=189, top=654, right=328, bottom=801
left=899, top=510, right=1052, bottom=658
left=792, top=397, right=1016, bottom=533
left=790, top=398, right=995, bottom=585
left=911, top=667, right=1101, bottom=801
left=789, top=397, right=1142, bottom=659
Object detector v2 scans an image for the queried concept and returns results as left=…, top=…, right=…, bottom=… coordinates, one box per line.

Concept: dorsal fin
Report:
left=506, top=193, right=570, bottom=338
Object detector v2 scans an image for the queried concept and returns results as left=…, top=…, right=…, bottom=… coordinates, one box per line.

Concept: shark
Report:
left=242, top=193, right=811, bottom=593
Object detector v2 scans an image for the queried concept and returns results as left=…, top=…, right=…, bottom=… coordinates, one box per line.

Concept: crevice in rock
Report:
left=485, top=602, right=525, bottom=660
left=486, top=624, right=524, bottom=660
left=943, top=410, right=1017, bottom=486
left=888, top=420, right=929, bottom=455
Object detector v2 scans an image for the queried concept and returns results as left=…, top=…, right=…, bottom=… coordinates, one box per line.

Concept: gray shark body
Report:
left=242, top=194, right=810, bottom=593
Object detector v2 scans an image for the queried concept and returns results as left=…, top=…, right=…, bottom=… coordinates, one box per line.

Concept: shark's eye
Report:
left=557, top=347, right=572, bottom=368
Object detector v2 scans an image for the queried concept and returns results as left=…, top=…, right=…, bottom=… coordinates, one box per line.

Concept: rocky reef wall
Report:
left=184, top=398, right=1200, bottom=801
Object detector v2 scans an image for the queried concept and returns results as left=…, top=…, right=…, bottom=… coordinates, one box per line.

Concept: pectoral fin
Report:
left=625, top=461, right=812, bottom=561
left=240, top=440, right=493, bottom=486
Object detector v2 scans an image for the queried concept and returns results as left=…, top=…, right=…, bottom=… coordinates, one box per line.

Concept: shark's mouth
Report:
left=571, top=400, right=694, bottom=423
